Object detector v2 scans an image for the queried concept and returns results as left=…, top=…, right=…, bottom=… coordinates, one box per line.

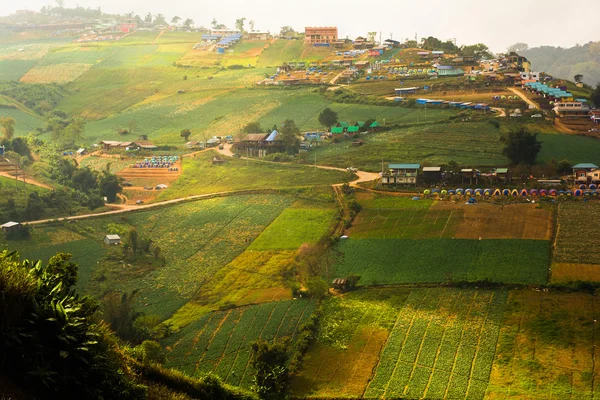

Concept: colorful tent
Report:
left=520, top=189, right=528, bottom=196
left=549, top=189, right=557, bottom=196
left=502, top=189, right=511, bottom=196
left=574, top=189, right=583, bottom=196
left=493, top=189, right=501, bottom=196
left=511, top=189, right=519, bottom=196
left=540, top=189, right=548, bottom=196
left=530, top=189, right=538, bottom=196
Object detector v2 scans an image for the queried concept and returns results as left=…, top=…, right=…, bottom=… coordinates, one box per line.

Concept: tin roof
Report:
left=389, top=163, right=420, bottom=169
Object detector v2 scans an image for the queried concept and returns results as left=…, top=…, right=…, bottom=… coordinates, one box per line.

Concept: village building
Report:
left=493, top=168, right=511, bottom=183
left=246, top=31, right=270, bottom=41
left=104, top=234, right=121, bottom=245
left=212, top=156, right=226, bottom=165
left=554, top=101, right=590, bottom=117
left=381, top=163, right=420, bottom=185
left=1, top=221, right=22, bottom=233
left=236, top=131, right=285, bottom=157
left=422, top=166, right=443, bottom=183
left=590, top=111, right=600, bottom=124
left=185, top=141, right=203, bottom=149
left=573, top=163, right=600, bottom=183
left=395, top=87, right=418, bottom=96
left=436, top=65, right=464, bottom=76
left=354, top=60, right=370, bottom=70
left=304, top=27, right=338, bottom=45
left=76, top=148, right=88, bottom=156
left=460, top=168, right=480, bottom=185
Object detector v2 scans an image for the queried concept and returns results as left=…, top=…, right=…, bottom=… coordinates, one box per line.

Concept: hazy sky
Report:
left=2, top=0, right=598, bottom=52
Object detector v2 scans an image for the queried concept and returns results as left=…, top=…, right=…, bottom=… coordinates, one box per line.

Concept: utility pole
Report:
left=379, top=31, right=382, bottom=46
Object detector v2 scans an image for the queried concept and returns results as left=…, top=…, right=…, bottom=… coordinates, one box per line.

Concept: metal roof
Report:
left=1, top=221, right=20, bottom=228
left=331, top=127, right=344, bottom=134
left=573, top=163, right=599, bottom=169
left=495, top=168, right=509, bottom=173
left=389, top=163, right=420, bottom=169
left=105, top=234, right=121, bottom=240
left=265, top=130, right=279, bottom=142
left=422, top=167, right=441, bottom=172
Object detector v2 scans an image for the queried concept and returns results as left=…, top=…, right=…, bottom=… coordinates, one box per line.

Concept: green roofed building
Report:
left=370, top=121, right=380, bottom=128
left=347, top=126, right=359, bottom=134
left=382, top=163, right=420, bottom=185
left=356, top=121, right=366, bottom=128
left=331, top=127, right=344, bottom=134
left=336, top=121, right=350, bottom=129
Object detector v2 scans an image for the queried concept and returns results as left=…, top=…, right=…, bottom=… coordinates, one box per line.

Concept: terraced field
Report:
left=164, top=299, right=315, bottom=388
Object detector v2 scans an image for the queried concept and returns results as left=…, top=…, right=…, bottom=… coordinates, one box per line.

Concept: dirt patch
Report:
left=290, top=326, right=388, bottom=398
left=551, top=263, right=600, bottom=283
left=430, top=202, right=553, bottom=240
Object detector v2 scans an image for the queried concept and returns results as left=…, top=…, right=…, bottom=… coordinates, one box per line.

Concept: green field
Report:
left=0, top=59, right=37, bottom=81
left=163, top=299, right=315, bottom=388
left=0, top=107, right=44, bottom=135
left=249, top=201, right=337, bottom=250
left=539, top=133, right=600, bottom=165
left=554, top=201, right=600, bottom=265
left=334, top=238, right=549, bottom=285
left=156, top=152, right=351, bottom=200
left=258, top=39, right=304, bottom=66
left=291, top=287, right=507, bottom=399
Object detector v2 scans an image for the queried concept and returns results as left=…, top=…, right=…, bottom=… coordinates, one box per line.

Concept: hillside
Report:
left=522, top=42, right=600, bottom=87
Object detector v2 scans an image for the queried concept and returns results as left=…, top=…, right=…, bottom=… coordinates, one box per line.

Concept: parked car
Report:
left=347, top=167, right=358, bottom=173
left=122, top=181, right=133, bottom=187
left=232, top=153, right=241, bottom=158
left=135, top=200, right=144, bottom=205
left=218, top=144, right=224, bottom=150
left=531, top=114, right=542, bottom=118
left=143, top=186, right=153, bottom=190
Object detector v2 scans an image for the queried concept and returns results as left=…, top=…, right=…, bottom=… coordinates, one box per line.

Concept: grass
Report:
left=0, top=60, right=37, bottom=81
left=356, top=192, right=434, bottom=210
left=248, top=200, right=337, bottom=250
left=258, top=39, right=304, bottom=67
left=554, top=201, right=600, bottom=265
left=538, top=133, right=600, bottom=165
left=20, top=63, right=93, bottom=83
left=365, top=288, right=507, bottom=400
left=0, top=107, right=44, bottom=136
left=156, top=151, right=351, bottom=200
left=163, top=299, right=315, bottom=388
left=334, top=238, right=550, bottom=285
left=486, top=290, right=600, bottom=399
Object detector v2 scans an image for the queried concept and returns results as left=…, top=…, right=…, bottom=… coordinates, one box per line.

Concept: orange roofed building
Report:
left=305, top=27, right=338, bottom=45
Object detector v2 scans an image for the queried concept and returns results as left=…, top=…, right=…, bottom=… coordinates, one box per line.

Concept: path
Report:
left=554, top=118, right=576, bottom=134
left=151, top=30, right=165, bottom=45
left=507, top=87, right=538, bottom=110
left=0, top=170, right=53, bottom=190
left=490, top=107, right=506, bottom=117
left=330, top=71, right=346, bottom=85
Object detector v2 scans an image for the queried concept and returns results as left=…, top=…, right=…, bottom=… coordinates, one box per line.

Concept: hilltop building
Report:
left=381, top=164, right=420, bottom=185
left=305, top=27, right=338, bottom=45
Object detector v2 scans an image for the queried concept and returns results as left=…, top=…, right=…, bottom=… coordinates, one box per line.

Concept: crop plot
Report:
left=20, top=63, right=93, bottom=83
left=335, top=238, right=550, bottom=285
left=163, top=299, right=315, bottom=388
left=365, top=288, right=508, bottom=400
left=554, top=202, right=600, bottom=265
left=487, top=290, right=600, bottom=399
left=0, top=59, right=37, bottom=81
left=249, top=201, right=337, bottom=250
left=551, top=263, right=600, bottom=282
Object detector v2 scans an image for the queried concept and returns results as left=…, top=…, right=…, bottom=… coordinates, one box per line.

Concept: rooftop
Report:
left=422, top=167, right=442, bottom=172
left=573, top=163, right=599, bottom=169
left=389, top=163, right=421, bottom=170
left=105, top=234, right=121, bottom=240
left=1, top=221, right=20, bottom=228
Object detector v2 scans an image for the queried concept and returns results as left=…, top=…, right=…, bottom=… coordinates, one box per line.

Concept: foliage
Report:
left=507, top=42, right=529, bottom=53
left=101, top=289, right=149, bottom=344
left=306, top=277, right=328, bottom=300
left=318, top=107, right=338, bottom=129
left=0, top=81, right=65, bottom=114
left=243, top=122, right=263, bottom=133
left=501, top=128, right=542, bottom=165
left=592, top=82, right=600, bottom=107
left=180, top=129, right=191, bottom=142
left=250, top=340, right=289, bottom=398
left=459, top=43, right=493, bottom=60
left=0, top=116, right=15, bottom=140
left=0, top=250, right=146, bottom=399
left=279, top=119, right=300, bottom=154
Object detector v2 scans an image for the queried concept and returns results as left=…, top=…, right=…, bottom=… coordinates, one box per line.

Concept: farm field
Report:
left=163, top=299, right=315, bottom=389
left=486, top=290, right=600, bottom=399
left=291, top=287, right=508, bottom=400
left=249, top=200, right=337, bottom=250
left=551, top=263, right=600, bottom=283
left=334, top=238, right=550, bottom=285
left=554, top=202, right=600, bottom=265
left=258, top=39, right=305, bottom=66
left=0, top=107, right=44, bottom=136
left=20, top=62, right=93, bottom=83
left=156, top=152, right=351, bottom=201
left=0, top=59, right=37, bottom=81
left=538, top=133, right=600, bottom=165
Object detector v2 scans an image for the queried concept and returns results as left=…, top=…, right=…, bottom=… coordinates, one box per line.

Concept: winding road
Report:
left=23, top=144, right=380, bottom=226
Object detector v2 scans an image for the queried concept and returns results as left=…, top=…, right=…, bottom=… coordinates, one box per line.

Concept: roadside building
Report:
left=99, top=141, right=134, bottom=150
left=133, top=141, right=158, bottom=151
left=573, top=163, right=600, bottom=183
left=460, top=168, right=480, bottom=185
left=381, top=163, right=420, bottom=185
left=493, top=167, right=511, bottom=183
left=553, top=101, right=590, bottom=117
left=354, top=60, right=370, bottom=70
left=1, top=221, right=22, bottom=233
left=422, top=166, right=443, bottom=183
left=236, top=131, right=285, bottom=157
left=304, top=27, right=338, bottom=45
left=104, top=234, right=121, bottom=245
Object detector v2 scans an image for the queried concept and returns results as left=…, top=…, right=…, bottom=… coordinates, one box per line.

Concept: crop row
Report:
left=164, top=299, right=315, bottom=388
left=335, top=238, right=549, bottom=285
left=365, top=288, right=508, bottom=400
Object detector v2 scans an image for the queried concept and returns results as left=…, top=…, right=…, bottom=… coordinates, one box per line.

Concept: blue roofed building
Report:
left=382, top=163, right=421, bottom=185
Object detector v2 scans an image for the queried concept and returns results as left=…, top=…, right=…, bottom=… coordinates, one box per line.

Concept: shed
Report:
left=104, top=234, right=121, bottom=245
left=76, top=148, right=88, bottom=156
left=422, top=166, right=443, bottom=182
left=1, top=221, right=22, bottom=232
left=331, top=278, right=349, bottom=290
left=331, top=127, right=344, bottom=134
left=212, top=156, right=226, bottom=165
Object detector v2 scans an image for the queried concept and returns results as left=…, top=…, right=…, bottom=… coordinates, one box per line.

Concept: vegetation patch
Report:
left=554, top=202, right=600, bottom=264
left=551, top=263, right=600, bottom=283
left=20, top=63, right=93, bottom=84
left=334, top=238, right=550, bottom=285
left=487, top=290, right=600, bottom=399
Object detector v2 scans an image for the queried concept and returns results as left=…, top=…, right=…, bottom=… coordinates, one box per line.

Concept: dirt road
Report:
left=0, top=170, right=53, bottom=190
left=507, top=87, right=538, bottom=110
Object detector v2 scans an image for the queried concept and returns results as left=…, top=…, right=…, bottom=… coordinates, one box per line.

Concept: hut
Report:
left=1, top=221, right=22, bottom=233
left=422, top=167, right=443, bottom=183
left=104, top=234, right=121, bottom=245
left=331, top=278, right=349, bottom=291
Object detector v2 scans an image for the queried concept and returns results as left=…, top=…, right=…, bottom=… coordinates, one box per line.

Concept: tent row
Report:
left=423, top=188, right=600, bottom=197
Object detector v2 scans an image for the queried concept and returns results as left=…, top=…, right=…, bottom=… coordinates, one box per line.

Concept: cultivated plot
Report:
left=487, top=290, right=600, bottom=399
left=554, top=202, right=600, bottom=265
left=164, top=299, right=315, bottom=389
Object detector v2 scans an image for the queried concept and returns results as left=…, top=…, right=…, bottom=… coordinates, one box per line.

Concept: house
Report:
left=436, top=65, right=464, bottom=76
left=353, top=36, right=367, bottom=49
left=384, top=39, right=401, bottom=48
left=381, top=163, right=420, bottom=185
left=236, top=131, right=286, bottom=157
left=1, top=221, right=21, bottom=233
left=493, top=168, right=511, bottom=183
left=134, top=141, right=158, bottom=151
left=99, top=141, right=134, bottom=150
left=395, top=87, right=418, bottom=96
left=573, top=163, right=600, bottom=183
left=554, top=101, right=590, bottom=117
left=330, top=127, right=344, bottom=136
left=104, top=234, right=121, bottom=245
left=211, top=29, right=240, bottom=36
left=76, top=148, right=88, bottom=156
left=333, top=40, right=346, bottom=48
left=422, top=167, right=443, bottom=183
left=369, top=121, right=381, bottom=130
left=354, top=60, right=370, bottom=70
left=331, top=278, right=349, bottom=291
left=460, top=169, right=480, bottom=185
left=212, top=156, right=226, bottom=165
left=336, top=121, right=350, bottom=131
left=417, top=51, right=431, bottom=59
left=304, top=27, right=338, bottom=45
left=246, top=31, right=269, bottom=41
left=116, top=20, right=137, bottom=33
left=590, top=111, right=600, bottom=124
left=186, top=141, right=203, bottom=149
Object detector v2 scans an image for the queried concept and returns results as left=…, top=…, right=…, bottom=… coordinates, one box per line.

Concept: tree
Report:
left=249, top=20, right=255, bottom=31
left=280, top=119, right=301, bottom=154
left=460, top=43, right=493, bottom=60
left=180, top=129, right=192, bottom=142
left=557, top=159, right=572, bottom=174
left=183, top=18, right=194, bottom=28
left=153, top=13, right=166, bottom=25
left=235, top=17, right=246, bottom=32
left=367, top=32, right=377, bottom=43
left=318, top=108, right=338, bottom=129
left=144, top=12, right=152, bottom=23
left=128, top=120, right=138, bottom=135
left=250, top=340, right=289, bottom=397
left=64, top=117, right=86, bottom=145
left=0, top=117, right=15, bottom=141
left=171, top=16, right=181, bottom=25
left=591, top=82, right=600, bottom=107
left=211, top=18, right=218, bottom=29
left=243, top=122, right=262, bottom=133
left=507, top=42, right=529, bottom=53
left=279, top=26, right=296, bottom=37
left=306, top=277, right=328, bottom=300
left=99, top=171, right=122, bottom=203
left=574, top=74, right=584, bottom=83
left=501, top=128, right=542, bottom=165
